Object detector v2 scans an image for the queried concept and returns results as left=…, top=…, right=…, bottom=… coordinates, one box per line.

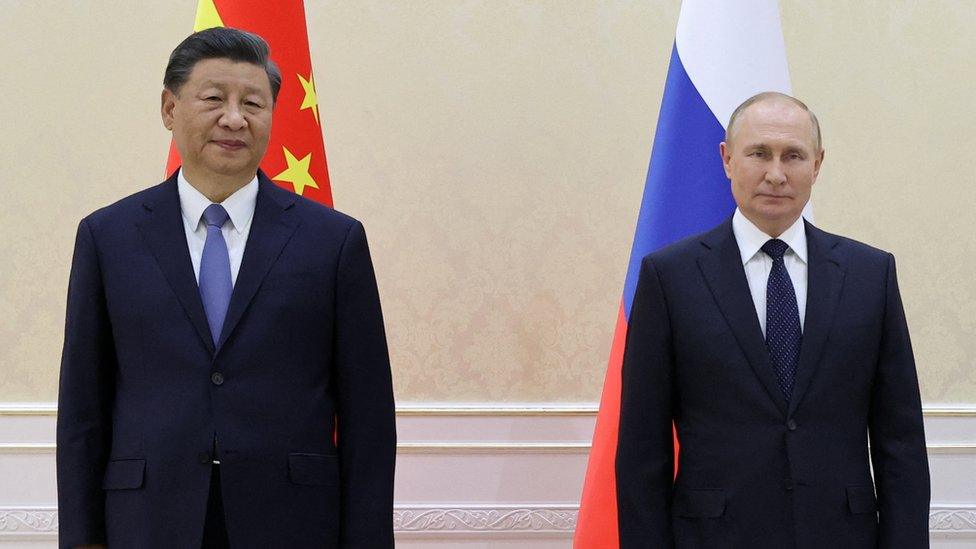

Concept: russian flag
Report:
left=574, top=2, right=792, bottom=547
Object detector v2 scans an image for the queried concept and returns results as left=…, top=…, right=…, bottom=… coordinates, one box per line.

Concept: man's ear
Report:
left=812, top=148, right=825, bottom=182
left=161, top=89, right=176, bottom=131
left=719, top=142, right=733, bottom=179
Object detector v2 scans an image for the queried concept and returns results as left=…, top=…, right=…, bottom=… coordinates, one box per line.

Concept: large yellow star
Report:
left=193, top=0, right=224, bottom=31
left=298, top=72, right=319, bottom=125
left=272, top=147, right=319, bottom=196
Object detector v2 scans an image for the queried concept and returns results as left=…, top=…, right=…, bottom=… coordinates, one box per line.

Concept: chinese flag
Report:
left=166, top=0, right=333, bottom=207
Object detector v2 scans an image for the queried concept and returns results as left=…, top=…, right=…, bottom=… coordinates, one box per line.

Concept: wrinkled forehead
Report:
left=186, top=58, right=272, bottom=93
left=732, top=99, right=819, bottom=149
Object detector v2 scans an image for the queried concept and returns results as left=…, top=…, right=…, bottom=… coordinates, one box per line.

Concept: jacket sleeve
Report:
left=869, top=253, right=930, bottom=548
left=616, top=256, right=675, bottom=547
left=56, top=218, right=116, bottom=548
left=332, top=220, right=397, bottom=548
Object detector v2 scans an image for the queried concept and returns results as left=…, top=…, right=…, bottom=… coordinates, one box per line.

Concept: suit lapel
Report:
left=136, top=176, right=215, bottom=355
left=788, top=222, right=846, bottom=416
left=697, top=219, right=788, bottom=416
left=215, top=174, right=300, bottom=353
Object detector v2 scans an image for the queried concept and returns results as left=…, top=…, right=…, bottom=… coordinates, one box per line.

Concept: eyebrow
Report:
left=198, top=80, right=268, bottom=96
left=742, top=142, right=810, bottom=154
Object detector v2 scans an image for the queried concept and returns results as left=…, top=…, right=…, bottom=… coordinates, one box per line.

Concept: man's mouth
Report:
left=213, top=139, right=247, bottom=150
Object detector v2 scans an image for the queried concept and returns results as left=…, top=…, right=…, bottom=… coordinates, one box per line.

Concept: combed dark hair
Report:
left=164, top=27, right=282, bottom=103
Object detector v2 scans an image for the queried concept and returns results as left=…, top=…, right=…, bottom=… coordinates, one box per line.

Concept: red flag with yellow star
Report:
left=166, top=0, right=333, bottom=206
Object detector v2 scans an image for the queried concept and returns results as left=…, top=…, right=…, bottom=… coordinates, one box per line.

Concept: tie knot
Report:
left=202, top=204, right=230, bottom=229
left=761, top=238, right=790, bottom=261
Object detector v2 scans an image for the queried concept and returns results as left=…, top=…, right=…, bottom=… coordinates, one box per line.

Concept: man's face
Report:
left=720, top=100, right=824, bottom=236
left=161, top=58, right=273, bottom=184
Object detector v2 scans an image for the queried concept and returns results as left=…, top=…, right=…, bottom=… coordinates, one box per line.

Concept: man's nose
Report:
left=765, top=160, right=787, bottom=185
left=219, top=104, right=247, bottom=131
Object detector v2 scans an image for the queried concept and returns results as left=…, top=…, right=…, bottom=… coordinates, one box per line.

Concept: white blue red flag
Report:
left=575, top=2, right=792, bottom=546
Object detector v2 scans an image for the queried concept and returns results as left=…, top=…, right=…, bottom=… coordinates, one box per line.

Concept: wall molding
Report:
left=927, top=444, right=976, bottom=455
left=0, top=443, right=55, bottom=454
left=396, top=404, right=598, bottom=416
left=924, top=408, right=976, bottom=418
left=930, top=505, right=976, bottom=533
left=2, top=402, right=974, bottom=544
left=394, top=505, right=577, bottom=535
left=397, top=442, right=590, bottom=454
left=0, top=508, right=57, bottom=539
left=0, top=404, right=57, bottom=417
left=4, top=402, right=976, bottom=417
left=2, top=505, right=973, bottom=538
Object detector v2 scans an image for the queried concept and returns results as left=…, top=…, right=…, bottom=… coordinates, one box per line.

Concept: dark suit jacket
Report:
left=616, top=217, right=930, bottom=549
left=57, top=171, right=396, bottom=548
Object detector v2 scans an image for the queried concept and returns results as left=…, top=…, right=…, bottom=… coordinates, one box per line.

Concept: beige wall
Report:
left=0, top=1, right=973, bottom=404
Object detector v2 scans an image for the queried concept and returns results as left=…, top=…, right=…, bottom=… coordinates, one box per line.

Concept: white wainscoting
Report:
left=1, top=403, right=974, bottom=548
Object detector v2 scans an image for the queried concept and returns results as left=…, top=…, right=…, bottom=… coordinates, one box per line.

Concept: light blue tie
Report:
left=199, top=204, right=232, bottom=345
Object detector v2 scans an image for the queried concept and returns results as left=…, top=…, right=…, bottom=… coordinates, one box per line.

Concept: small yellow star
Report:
left=272, top=146, right=319, bottom=196
left=298, top=72, right=319, bottom=125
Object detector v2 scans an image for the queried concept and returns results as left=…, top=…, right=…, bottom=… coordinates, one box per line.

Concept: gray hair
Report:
left=726, top=92, right=822, bottom=150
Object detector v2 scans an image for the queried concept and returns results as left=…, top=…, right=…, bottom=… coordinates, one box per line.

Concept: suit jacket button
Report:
left=784, top=479, right=795, bottom=491
left=211, top=372, right=224, bottom=386
left=198, top=452, right=211, bottom=464
left=787, top=419, right=797, bottom=431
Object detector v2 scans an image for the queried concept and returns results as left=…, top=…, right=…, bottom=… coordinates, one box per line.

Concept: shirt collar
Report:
left=177, top=169, right=259, bottom=234
left=731, top=208, right=808, bottom=265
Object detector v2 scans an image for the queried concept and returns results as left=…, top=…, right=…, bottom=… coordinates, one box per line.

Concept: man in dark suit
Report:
left=57, top=28, right=396, bottom=548
left=616, top=92, right=930, bottom=548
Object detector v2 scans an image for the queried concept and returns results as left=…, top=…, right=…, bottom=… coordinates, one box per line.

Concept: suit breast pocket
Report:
left=826, top=322, right=882, bottom=380
left=674, top=317, right=733, bottom=349
left=255, top=271, right=331, bottom=332
left=829, top=322, right=881, bottom=344
left=673, top=317, right=738, bottom=379
left=259, top=271, right=322, bottom=292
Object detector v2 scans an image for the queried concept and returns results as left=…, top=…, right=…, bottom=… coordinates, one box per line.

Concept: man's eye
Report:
left=205, top=96, right=221, bottom=102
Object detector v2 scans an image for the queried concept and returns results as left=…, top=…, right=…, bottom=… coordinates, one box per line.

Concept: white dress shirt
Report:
left=731, top=208, right=808, bottom=336
left=177, top=169, right=258, bottom=287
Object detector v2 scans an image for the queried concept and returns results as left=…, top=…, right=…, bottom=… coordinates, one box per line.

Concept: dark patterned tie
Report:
left=761, top=239, right=801, bottom=400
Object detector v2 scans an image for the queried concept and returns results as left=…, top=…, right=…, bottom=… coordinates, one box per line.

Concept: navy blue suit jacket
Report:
left=616, top=218, right=930, bottom=548
left=57, top=171, right=396, bottom=548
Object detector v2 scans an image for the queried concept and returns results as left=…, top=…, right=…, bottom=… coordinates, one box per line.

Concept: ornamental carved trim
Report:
left=929, top=507, right=976, bottom=532
left=1, top=506, right=974, bottom=535
left=394, top=506, right=577, bottom=532
left=0, top=508, right=58, bottom=533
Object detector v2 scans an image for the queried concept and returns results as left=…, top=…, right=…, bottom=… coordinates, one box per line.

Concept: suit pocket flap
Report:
left=673, top=488, right=726, bottom=518
left=288, top=453, right=339, bottom=486
left=102, top=459, right=145, bottom=490
left=846, top=486, right=877, bottom=514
